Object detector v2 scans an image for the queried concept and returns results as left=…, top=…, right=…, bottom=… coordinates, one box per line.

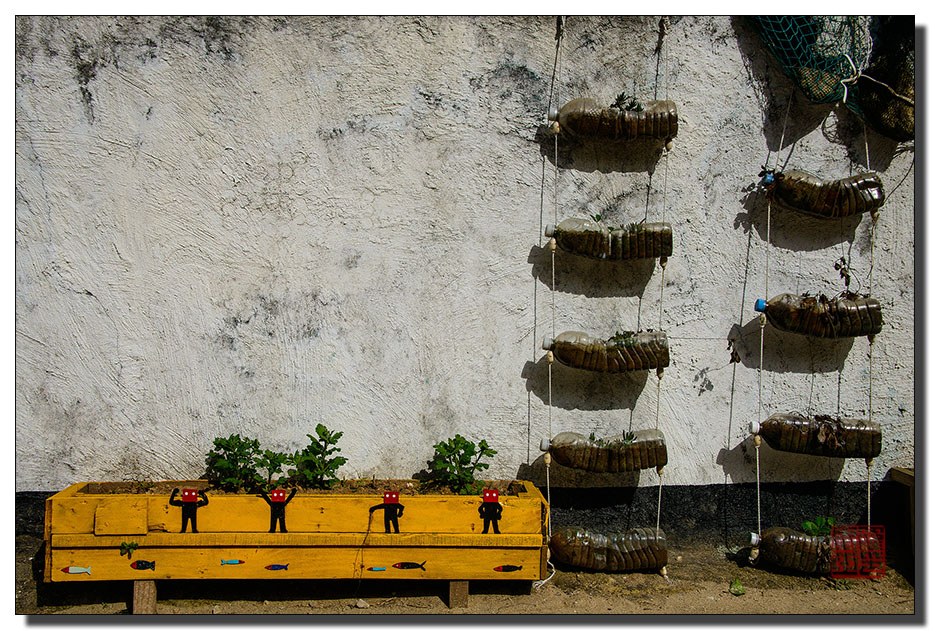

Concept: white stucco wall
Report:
left=15, top=16, right=914, bottom=492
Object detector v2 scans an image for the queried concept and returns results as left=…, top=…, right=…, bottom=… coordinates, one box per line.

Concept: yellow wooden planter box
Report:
left=44, top=480, right=549, bottom=583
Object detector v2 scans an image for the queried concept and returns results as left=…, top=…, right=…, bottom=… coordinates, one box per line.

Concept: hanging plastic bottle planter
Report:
left=541, top=429, right=668, bottom=473
left=750, top=414, right=882, bottom=460
left=748, top=526, right=884, bottom=576
left=548, top=97, right=678, bottom=148
left=759, top=168, right=885, bottom=219
left=544, top=218, right=673, bottom=260
left=543, top=330, right=669, bottom=373
left=754, top=293, right=883, bottom=339
left=549, top=526, right=668, bottom=574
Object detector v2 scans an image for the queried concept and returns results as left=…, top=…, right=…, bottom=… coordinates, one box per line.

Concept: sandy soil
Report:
left=17, top=534, right=915, bottom=616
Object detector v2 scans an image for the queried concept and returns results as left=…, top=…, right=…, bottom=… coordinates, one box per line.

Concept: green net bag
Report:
left=749, top=16, right=914, bottom=141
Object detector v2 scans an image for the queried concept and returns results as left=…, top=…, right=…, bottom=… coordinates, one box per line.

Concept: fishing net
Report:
left=749, top=16, right=914, bottom=141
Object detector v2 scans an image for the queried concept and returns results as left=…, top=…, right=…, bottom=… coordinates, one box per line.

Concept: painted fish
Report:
left=265, top=564, right=289, bottom=571
left=493, top=565, right=523, bottom=572
left=392, top=561, right=426, bottom=571
left=366, top=567, right=387, bottom=571
left=221, top=559, right=245, bottom=565
left=61, top=566, right=91, bottom=575
left=130, top=560, right=155, bottom=571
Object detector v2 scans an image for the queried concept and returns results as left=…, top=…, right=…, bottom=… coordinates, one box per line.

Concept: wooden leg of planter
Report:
left=448, top=580, right=468, bottom=609
left=132, top=580, right=157, bottom=614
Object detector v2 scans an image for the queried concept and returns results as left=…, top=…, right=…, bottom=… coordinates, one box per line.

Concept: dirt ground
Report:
left=16, top=534, right=915, bottom=616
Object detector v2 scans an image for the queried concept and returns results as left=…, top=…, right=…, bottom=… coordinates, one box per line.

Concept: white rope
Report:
left=534, top=15, right=564, bottom=594
left=755, top=441, right=762, bottom=536
left=656, top=472, right=664, bottom=531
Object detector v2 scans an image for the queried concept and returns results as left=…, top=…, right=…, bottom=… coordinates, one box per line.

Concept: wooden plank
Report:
left=50, top=545, right=543, bottom=581
left=50, top=494, right=544, bottom=535
left=131, top=580, right=157, bottom=614
left=448, top=580, right=468, bottom=608
left=52, top=532, right=543, bottom=549
left=94, top=498, right=147, bottom=535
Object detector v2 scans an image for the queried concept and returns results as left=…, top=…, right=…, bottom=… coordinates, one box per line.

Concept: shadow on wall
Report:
left=522, top=356, right=649, bottom=411
left=716, top=435, right=847, bottom=484
left=730, top=16, right=903, bottom=171
left=517, top=454, right=646, bottom=489
left=528, top=245, right=656, bottom=298
left=727, top=318, right=855, bottom=373
left=533, top=124, right=665, bottom=175
left=734, top=184, right=864, bottom=252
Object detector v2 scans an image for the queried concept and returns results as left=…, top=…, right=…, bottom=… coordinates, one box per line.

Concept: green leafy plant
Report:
left=205, top=434, right=263, bottom=492
left=589, top=213, right=603, bottom=223
left=729, top=578, right=746, bottom=596
left=256, top=449, right=292, bottom=492
left=609, top=330, right=635, bottom=345
left=610, top=91, right=644, bottom=112
left=426, top=434, right=497, bottom=495
left=289, top=424, right=348, bottom=489
left=620, top=430, right=636, bottom=446
left=801, top=516, right=835, bottom=537
left=119, top=542, right=139, bottom=559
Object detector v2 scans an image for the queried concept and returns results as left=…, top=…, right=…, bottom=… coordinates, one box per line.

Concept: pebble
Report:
left=212, top=605, right=220, bottom=614
left=355, top=599, right=370, bottom=609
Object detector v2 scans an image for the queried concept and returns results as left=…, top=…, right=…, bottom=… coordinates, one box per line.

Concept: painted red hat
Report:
left=181, top=489, right=199, bottom=503
left=270, top=489, right=287, bottom=502
left=483, top=489, right=499, bottom=503
left=383, top=491, right=399, bottom=504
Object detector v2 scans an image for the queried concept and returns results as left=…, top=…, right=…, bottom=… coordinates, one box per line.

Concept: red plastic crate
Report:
left=830, top=525, right=885, bottom=579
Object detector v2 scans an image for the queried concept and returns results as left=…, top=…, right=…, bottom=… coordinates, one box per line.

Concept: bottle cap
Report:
left=547, top=106, right=559, bottom=122
left=749, top=421, right=760, bottom=435
left=544, top=224, right=556, bottom=237
left=542, top=336, right=553, bottom=350
left=748, top=532, right=761, bottom=547
left=754, top=298, right=767, bottom=313
left=540, top=437, right=550, bottom=452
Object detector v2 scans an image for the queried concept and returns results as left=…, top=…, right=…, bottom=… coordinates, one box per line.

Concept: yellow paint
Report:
left=94, top=498, right=147, bottom=535
left=45, top=480, right=549, bottom=582
left=53, top=532, right=543, bottom=548
left=51, top=545, right=541, bottom=580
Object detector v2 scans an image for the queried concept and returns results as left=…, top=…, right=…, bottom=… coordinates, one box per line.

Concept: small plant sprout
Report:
left=729, top=578, right=746, bottom=596
left=289, top=424, right=348, bottom=489
left=204, top=434, right=263, bottom=493
left=620, top=430, right=636, bottom=446
left=801, top=516, right=835, bottom=537
left=427, top=435, right=497, bottom=495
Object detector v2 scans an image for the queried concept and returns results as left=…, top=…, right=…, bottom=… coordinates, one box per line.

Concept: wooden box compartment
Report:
left=44, top=480, right=549, bottom=583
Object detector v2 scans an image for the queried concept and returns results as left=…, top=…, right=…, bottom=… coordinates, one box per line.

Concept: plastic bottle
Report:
left=542, top=330, right=670, bottom=373
left=750, top=413, right=882, bottom=460
left=754, top=293, right=883, bottom=338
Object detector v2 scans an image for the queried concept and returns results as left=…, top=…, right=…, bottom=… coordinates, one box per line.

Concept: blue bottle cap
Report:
left=754, top=298, right=767, bottom=313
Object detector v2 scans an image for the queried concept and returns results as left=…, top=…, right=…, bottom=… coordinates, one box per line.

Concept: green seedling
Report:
left=426, top=434, right=497, bottom=495
left=801, top=516, right=835, bottom=537
left=289, top=424, right=348, bottom=489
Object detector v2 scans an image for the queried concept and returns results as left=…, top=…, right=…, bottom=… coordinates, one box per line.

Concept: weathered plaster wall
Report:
left=15, top=16, right=914, bottom=492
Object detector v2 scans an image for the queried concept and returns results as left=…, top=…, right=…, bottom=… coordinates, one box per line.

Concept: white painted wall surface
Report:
left=15, top=16, right=914, bottom=491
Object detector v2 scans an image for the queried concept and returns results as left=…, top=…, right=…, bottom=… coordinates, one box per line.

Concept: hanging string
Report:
left=866, top=459, right=873, bottom=529
left=755, top=91, right=793, bottom=542
left=755, top=437, right=762, bottom=537
left=653, top=16, right=671, bottom=535
left=535, top=15, right=564, bottom=593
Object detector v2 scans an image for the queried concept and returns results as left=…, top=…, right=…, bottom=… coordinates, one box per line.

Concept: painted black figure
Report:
left=259, top=488, right=297, bottom=532
left=169, top=488, right=209, bottom=533
left=478, top=488, right=503, bottom=534
left=369, top=491, right=404, bottom=533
